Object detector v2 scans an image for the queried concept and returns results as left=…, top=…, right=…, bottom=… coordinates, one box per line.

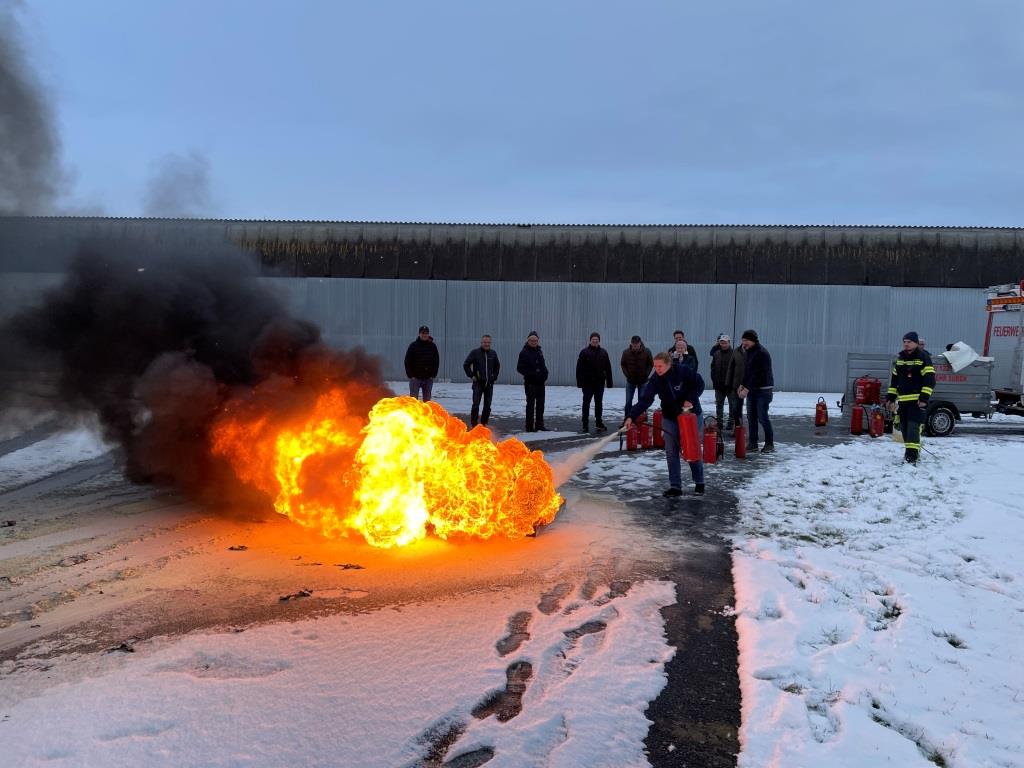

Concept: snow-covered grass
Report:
left=733, top=435, right=1024, bottom=767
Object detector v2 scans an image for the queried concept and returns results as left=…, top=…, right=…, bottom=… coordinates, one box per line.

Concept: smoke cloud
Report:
left=143, top=151, right=214, bottom=217
left=0, top=3, right=64, bottom=214
left=6, top=242, right=390, bottom=502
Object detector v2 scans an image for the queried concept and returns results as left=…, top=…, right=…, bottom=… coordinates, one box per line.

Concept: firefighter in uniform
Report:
left=885, top=331, right=935, bottom=464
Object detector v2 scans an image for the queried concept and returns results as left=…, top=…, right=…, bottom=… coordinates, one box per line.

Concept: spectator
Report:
left=737, top=329, right=775, bottom=453
left=624, top=352, right=706, bottom=496
left=620, top=335, right=654, bottom=415
left=710, top=333, right=739, bottom=430
left=667, top=329, right=699, bottom=371
left=576, top=332, right=613, bottom=433
left=725, top=337, right=746, bottom=434
left=405, top=325, right=439, bottom=402
left=463, top=334, right=500, bottom=427
left=516, top=331, right=549, bottom=432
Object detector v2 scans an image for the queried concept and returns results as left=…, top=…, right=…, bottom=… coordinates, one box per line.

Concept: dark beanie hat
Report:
left=741, top=329, right=759, bottom=343
left=527, top=330, right=539, bottom=339
left=903, top=331, right=920, bottom=343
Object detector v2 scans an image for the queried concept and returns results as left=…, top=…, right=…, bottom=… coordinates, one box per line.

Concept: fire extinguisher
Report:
left=702, top=416, right=719, bottom=464
left=639, top=422, right=653, bottom=448
left=678, top=409, right=701, bottom=463
left=652, top=410, right=665, bottom=448
left=626, top=426, right=639, bottom=450
left=850, top=403, right=864, bottom=435
left=868, top=406, right=885, bottom=438
left=734, top=422, right=747, bottom=458
left=815, top=397, right=828, bottom=427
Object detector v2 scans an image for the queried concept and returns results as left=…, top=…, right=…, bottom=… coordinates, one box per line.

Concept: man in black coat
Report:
left=710, top=333, right=740, bottom=430
left=463, top=334, right=500, bottom=427
left=405, top=325, right=440, bottom=402
left=737, top=329, right=775, bottom=453
left=576, top=332, right=613, bottom=433
left=516, top=331, right=549, bottom=432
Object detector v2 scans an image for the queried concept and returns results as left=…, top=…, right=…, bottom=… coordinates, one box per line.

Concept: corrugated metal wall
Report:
left=263, top=278, right=987, bottom=391
left=1, top=272, right=988, bottom=391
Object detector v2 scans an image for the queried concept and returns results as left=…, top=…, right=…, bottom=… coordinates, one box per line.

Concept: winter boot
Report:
left=536, top=424, right=548, bottom=432
left=595, top=421, right=608, bottom=432
left=581, top=420, right=590, bottom=434
left=663, top=487, right=683, bottom=497
left=760, top=443, right=775, bottom=454
left=694, top=483, right=705, bottom=495
left=904, top=448, right=919, bottom=465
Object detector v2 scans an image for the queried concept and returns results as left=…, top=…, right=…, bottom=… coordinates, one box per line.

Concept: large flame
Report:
left=211, top=392, right=562, bottom=548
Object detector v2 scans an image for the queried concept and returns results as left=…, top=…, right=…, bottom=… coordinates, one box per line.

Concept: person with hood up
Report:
left=516, top=331, right=549, bottom=432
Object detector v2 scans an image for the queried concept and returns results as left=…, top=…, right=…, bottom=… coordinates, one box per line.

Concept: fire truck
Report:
left=841, top=279, right=1024, bottom=436
left=984, top=279, right=1024, bottom=417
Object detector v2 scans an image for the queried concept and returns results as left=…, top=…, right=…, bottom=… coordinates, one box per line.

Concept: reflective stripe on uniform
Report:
left=921, top=386, right=934, bottom=395
left=897, top=394, right=919, bottom=402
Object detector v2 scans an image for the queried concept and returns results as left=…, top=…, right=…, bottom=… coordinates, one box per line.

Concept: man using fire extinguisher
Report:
left=886, top=331, right=935, bottom=465
left=623, top=352, right=706, bottom=497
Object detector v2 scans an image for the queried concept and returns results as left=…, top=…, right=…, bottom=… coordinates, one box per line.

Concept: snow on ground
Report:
left=2, top=579, right=676, bottom=768
left=732, top=434, right=1024, bottom=767
left=0, top=424, right=111, bottom=493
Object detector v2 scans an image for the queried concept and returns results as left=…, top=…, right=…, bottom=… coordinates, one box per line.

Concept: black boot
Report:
left=525, top=422, right=534, bottom=433
left=904, top=448, right=919, bottom=465
left=695, top=483, right=705, bottom=495
left=581, top=421, right=590, bottom=434
left=536, top=424, right=548, bottom=432
left=663, top=487, right=683, bottom=497
left=595, top=421, right=608, bottom=432
left=760, top=443, right=775, bottom=454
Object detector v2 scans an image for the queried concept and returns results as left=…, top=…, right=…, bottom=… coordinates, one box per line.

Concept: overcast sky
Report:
left=14, top=0, right=1024, bottom=225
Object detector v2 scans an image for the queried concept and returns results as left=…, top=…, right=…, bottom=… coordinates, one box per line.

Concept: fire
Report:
left=211, top=392, right=562, bottom=548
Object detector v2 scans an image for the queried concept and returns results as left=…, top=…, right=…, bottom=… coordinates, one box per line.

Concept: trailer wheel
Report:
left=926, top=406, right=956, bottom=437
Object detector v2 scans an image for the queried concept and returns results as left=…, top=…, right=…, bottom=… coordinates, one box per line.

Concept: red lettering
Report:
left=993, top=326, right=1021, bottom=337
left=935, top=374, right=967, bottom=383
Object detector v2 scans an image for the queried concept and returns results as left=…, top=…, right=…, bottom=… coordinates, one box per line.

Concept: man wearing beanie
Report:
left=737, top=329, right=775, bottom=453
left=885, top=331, right=935, bottom=464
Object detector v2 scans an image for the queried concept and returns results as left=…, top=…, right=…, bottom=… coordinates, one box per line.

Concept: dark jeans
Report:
left=624, top=381, right=643, bottom=415
left=582, top=385, right=605, bottom=426
left=714, top=387, right=741, bottom=426
left=409, top=377, right=433, bottom=402
left=661, top=414, right=705, bottom=489
left=525, top=382, right=546, bottom=429
left=470, top=381, right=494, bottom=426
left=898, top=402, right=923, bottom=455
left=746, top=388, right=774, bottom=446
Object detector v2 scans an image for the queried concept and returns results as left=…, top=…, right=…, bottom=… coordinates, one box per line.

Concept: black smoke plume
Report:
left=0, top=3, right=64, bottom=213
left=6, top=241, right=390, bottom=501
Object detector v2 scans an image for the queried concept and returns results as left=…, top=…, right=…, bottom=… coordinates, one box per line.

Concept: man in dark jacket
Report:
left=624, top=352, right=706, bottom=496
left=737, top=329, right=774, bottom=453
left=885, top=331, right=935, bottom=465
left=725, top=340, right=746, bottom=433
left=668, top=330, right=699, bottom=371
left=463, top=334, right=500, bottom=427
left=620, top=335, right=654, bottom=416
left=405, top=325, right=440, bottom=402
left=710, top=333, right=740, bottom=430
left=576, top=332, right=613, bottom=433
left=516, top=331, right=549, bottom=432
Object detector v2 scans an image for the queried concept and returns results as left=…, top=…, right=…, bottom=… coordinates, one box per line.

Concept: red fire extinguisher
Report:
left=678, top=409, right=701, bottom=463
left=702, top=417, right=719, bottom=464
left=855, top=376, right=881, bottom=406
left=734, top=423, right=747, bottom=458
left=850, top=403, right=864, bottom=435
left=639, top=422, right=653, bottom=448
left=652, top=410, right=665, bottom=448
left=868, top=406, right=885, bottom=438
left=815, top=397, right=828, bottom=427
left=626, top=426, right=639, bottom=450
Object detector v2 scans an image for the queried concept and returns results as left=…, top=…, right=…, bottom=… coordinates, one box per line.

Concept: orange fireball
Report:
left=211, top=392, right=562, bottom=548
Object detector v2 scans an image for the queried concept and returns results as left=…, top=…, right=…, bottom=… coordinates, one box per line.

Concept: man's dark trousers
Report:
left=471, top=381, right=493, bottom=426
